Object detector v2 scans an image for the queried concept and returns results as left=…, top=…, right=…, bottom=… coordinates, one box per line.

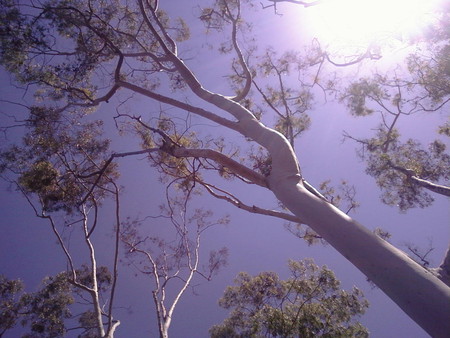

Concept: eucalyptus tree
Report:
left=338, top=3, right=450, bottom=208
left=120, top=191, right=229, bottom=338
left=0, top=275, right=23, bottom=337
left=0, top=268, right=112, bottom=338
left=0, top=106, right=122, bottom=337
left=0, top=0, right=449, bottom=337
left=210, top=259, right=369, bottom=337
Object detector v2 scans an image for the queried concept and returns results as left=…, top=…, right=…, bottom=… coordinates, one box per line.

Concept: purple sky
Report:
left=0, top=1, right=448, bottom=337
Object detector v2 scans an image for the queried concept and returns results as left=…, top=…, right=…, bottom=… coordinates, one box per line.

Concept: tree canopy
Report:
left=210, top=259, right=368, bottom=338
left=0, top=0, right=449, bottom=337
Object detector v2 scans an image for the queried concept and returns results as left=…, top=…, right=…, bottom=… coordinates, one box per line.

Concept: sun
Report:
left=307, top=0, right=439, bottom=48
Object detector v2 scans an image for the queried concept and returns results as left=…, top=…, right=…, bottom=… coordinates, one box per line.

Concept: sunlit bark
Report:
left=139, top=7, right=450, bottom=336
left=390, top=165, right=450, bottom=197
left=1, top=1, right=449, bottom=336
left=117, top=4, right=450, bottom=336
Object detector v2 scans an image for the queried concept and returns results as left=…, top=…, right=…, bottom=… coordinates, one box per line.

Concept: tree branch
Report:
left=170, top=147, right=267, bottom=188
left=389, top=163, right=450, bottom=197
left=199, top=180, right=303, bottom=224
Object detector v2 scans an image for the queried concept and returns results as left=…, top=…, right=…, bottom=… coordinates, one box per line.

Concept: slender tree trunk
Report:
left=160, top=321, right=169, bottom=338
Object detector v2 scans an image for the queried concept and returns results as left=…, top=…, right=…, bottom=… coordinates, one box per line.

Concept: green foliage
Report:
left=210, top=259, right=369, bottom=337
left=75, top=265, right=112, bottom=294
left=253, top=48, right=314, bottom=144
left=365, top=134, right=450, bottom=210
left=0, top=275, right=24, bottom=336
left=0, top=273, right=73, bottom=337
left=77, top=311, right=100, bottom=338
left=407, top=43, right=450, bottom=105
left=0, top=267, right=112, bottom=337
left=341, top=78, right=386, bottom=116
left=20, top=273, right=73, bottom=338
left=438, top=121, right=450, bottom=137
left=342, top=15, right=450, bottom=210
left=0, top=106, right=116, bottom=213
left=200, top=0, right=252, bottom=32
left=248, top=147, right=272, bottom=177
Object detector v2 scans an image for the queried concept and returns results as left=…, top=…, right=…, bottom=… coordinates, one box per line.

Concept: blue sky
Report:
left=0, top=1, right=449, bottom=337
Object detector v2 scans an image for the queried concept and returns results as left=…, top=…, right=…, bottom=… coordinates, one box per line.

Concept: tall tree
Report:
left=0, top=0, right=448, bottom=336
left=120, top=191, right=229, bottom=338
left=0, top=107, right=122, bottom=337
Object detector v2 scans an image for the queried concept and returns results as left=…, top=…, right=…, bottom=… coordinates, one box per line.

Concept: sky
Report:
left=0, top=1, right=449, bottom=337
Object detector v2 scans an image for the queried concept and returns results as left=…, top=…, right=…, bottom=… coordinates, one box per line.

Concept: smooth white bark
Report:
left=254, top=121, right=450, bottom=337
left=123, top=69, right=450, bottom=336
left=117, top=6, right=450, bottom=335
left=270, top=178, right=450, bottom=337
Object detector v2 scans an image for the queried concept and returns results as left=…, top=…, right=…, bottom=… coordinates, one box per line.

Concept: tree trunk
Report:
left=222, top=104, right=450, bottom=337
left=269, top=175, right=450, bottom=337
left=129, top=30, right=450, bottom=335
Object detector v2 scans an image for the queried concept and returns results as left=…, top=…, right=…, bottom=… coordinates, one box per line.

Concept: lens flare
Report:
left=308, top=0, right=439, bottom=46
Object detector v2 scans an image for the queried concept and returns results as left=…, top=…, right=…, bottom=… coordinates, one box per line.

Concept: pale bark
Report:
left=109, top=25, right=450, bottom=336
left=232, top=107, right=450, bottom=337
left=124, top=80, right=450, bottom=335
left=81, top=207, right=106, bottom=338
left=432, top=247, right=450, bottom=287
left=270, top=178, right=450, bottom=337
left=409, top=176, right=450, bottom=197
left=36, top=2, right=448, bottom=335
left=123, top=206, right=204, bottom=338
left=139, top=47, right=450, bottom=336
left=390, top=164, right=450, bottom=197
left=216, top=108, right=449, bottom=337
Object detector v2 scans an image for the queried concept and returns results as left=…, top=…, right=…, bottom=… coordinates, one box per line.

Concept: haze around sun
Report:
left=307, top=0, right=442, bottom=48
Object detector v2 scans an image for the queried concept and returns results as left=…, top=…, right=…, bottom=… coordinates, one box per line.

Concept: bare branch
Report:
left=199, top=180, right=303, bottom=224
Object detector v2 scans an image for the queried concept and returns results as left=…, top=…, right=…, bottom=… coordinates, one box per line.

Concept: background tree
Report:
left=0, top=106, right=122, bottom=337
left=120, top=191, right=229, bottom=338
left=210, top=259, right=368, bottom=338
left=0, top=0, right=448, bottom=336
left=341, top=75, right=450, bottom=209
left=0, top=268, right=112, bottom=338
left=0, top=275, right=24, bottom=337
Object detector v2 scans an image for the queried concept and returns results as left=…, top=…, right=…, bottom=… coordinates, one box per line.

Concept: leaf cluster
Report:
left=364, top=131, right=450, bottom=210
left=0, top=107, right=116, bottom=213
left=0, top=267, right=112, bottom=338
left=210, top=259, right=369, bottom=337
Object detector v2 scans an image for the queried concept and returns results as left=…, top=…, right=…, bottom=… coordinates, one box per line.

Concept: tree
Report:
left=0, top=0, right=449, bottom=337
left=0, top=275, right=24, bottom=337
left=0, top=269, right=110, bottom=338
left=0, top=103, right=122, bottom=337
left=210, top=259, right=369, bottom=337
left=340, top=73, right=450, bottom=211
left=120, top=194, right=229, bottom=338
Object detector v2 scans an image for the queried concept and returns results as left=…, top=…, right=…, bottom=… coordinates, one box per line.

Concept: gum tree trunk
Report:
left=165, top=49, right=450, bottom=335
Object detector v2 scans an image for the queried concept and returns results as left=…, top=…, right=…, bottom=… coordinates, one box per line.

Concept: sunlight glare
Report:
left=309, top=0, right=439, bottom=46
